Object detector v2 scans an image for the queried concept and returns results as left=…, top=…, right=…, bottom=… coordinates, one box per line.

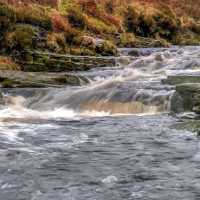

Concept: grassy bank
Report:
left=0, top=0, right=200, bottom=71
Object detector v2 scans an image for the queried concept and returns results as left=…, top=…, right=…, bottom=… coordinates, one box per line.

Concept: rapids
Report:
left=0, top=46, right=200, bottom=200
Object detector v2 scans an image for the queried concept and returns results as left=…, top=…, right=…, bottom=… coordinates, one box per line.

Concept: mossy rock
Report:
left=0, top=77, right=18, bottom=88
left=95, top=40, right=118, bottom=56
left=54, top=74, right=89, bottom=86
left=173, top=31, right=200, bottom=45
left=118, top=33, right=136, bottom=47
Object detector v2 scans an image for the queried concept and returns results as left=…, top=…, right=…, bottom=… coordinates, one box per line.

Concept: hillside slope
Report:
left=0, top=0, right=199, bottom=71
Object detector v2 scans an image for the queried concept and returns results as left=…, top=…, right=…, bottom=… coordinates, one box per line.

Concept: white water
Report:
left=0, top=47, right=200, bottom=200
left=0, top=46, right=200, bottom=121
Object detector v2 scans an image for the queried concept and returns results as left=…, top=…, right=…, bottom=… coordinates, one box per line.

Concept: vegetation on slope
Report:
left=0, top=0, right=199, bottom=71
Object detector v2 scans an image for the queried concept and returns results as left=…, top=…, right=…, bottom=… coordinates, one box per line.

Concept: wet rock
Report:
left=132, top=37, right=170, bottom=48
left=128, top=50, right=140, bottom=57
left=154, top=54, right=163, bottom=62
left=170, top=92, right=184, bottom=113
left=165, top=74, right=200, bottom=116
left=197, top=129, right=200, bottom=137
left=53, top=74, right=89, bottom=86
left=176, top=83, right=200, bottom=114
left=0, top=70, right=89, bottom=88
left=163, top=75, right=200, bottom=85
left=117, top=57, right=131, bottom=66
left=79, top=35, right=96, bottom=50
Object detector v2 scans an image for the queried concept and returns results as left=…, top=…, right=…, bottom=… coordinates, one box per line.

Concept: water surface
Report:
left=0, top=46, right=200, bottom=200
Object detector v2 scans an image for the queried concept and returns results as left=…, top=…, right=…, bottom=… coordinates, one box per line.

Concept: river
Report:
left=0, top=46, right=200, bottom=200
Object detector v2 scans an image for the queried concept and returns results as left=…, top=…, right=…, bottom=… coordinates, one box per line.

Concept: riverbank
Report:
left=0, top=0, right=200, bottom=72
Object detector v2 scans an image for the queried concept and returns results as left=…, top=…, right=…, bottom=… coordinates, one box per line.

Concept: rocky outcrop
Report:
left=176, top=83, right=200, bottom=114
left=0, top=70, right=89, bottom=88
left=165, top=74, right=200, bottom=115
left=163, top=75, right=200, bottom=85
left=17, top=51, right=116, bottom=72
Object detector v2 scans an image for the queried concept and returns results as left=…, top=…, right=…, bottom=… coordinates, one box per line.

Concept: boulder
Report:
left=176, top=83, right=200, bottom=114
left=164, top=74, right=200, bottom=116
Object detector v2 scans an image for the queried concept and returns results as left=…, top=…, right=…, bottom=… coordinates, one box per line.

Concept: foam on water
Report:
left=0, top=95, right=78, bottom=120
left=0, top=46, right=199, bottom=123
left=0, top=46, right=199, bottom=200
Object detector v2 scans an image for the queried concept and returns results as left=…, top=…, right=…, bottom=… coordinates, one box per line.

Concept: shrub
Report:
left=51, top=12, right=71, bottom=32
left=5, top=24, right=38, bottom=50
left=152, top=11, right=179, bottom=40
left=46, top=32, right=66, bottom=52
left=77, top=0, right=98, bottom=17
left=119, top=33, right=135, bottom=47
left=0, top=2, right=16, bottom=36
left=67, top=7, right=86, bottom=29
left=181, top=17, right=200, bottom=34
left=14, top=4, right=52, bottom=29
left=124, top=3, right=180, bottom=41
left=85, top=15, right=117, bottom=35
left=0, top=56, right=20, bottom=70
left=124, top=4, right=140, bottom=31
left=0, top=2, right=16, bottom=20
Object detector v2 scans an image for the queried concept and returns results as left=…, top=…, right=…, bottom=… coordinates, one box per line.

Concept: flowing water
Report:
left=0, top=46, right=200, bottom=200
